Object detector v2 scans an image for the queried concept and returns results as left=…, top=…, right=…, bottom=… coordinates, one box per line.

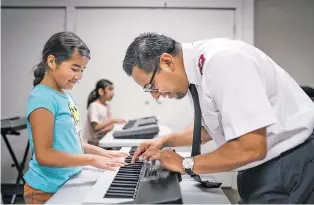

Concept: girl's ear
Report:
left=47, top=55, right=57, bottom=71
left=98, top=88, right=105, bottom=96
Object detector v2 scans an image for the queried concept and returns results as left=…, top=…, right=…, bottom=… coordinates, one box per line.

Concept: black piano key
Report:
left=111, top=180, right=137, bottom=185
left=125, top=159, right=142, bottom=163
left=120, top=165, right=141, bottom=169
left=118, top=170, right=141, bottom=174
left=121, top=163, right=142, bottom=167
left=110, top=183, right=137, bottom=188
left=111, top=182, right=137, bottom=188
left=121, top=164, right=142, bottom=168
left=115, top=177, right=139, bottom=181
left=116, top=172, right=140, bottom=176
left=119, top=166, right=142, bottom=169
left=118, top=168, right=140, bottom=171
left=107, top=190, right=135, bottom=195
left=114, top=177, right=139, bottom=181
left=115, top=176, right=139, bottom=180
left=119, top=166, right=140, bottom=169
left=108, top=187, right=137, bottom=192
left=105, top=192, right=134, bottom=198
left=116, top=173, right=140, bottom=177
left=119, top=167, right=142, bottom=170
left=118, top=168, right=141, bottom=172
left=116, top=173, right=139, bottom=177
left=112, top=180, right=138, bottom=185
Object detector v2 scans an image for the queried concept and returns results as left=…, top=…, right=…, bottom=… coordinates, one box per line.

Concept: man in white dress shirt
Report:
left=122, top=33, right=314, bottom=203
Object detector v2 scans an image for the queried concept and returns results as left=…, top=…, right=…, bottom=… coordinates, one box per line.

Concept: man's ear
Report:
left=47, top=55, right=56, bottom=71
left=160, top=53, right=175, bottom=72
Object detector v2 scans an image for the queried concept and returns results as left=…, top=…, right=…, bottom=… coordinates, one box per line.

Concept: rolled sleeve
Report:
left=204, top=51, right=277, bottom=141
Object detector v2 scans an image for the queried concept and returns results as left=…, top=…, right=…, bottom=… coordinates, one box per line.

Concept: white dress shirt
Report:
left=182, top=38, right=314, bottom=170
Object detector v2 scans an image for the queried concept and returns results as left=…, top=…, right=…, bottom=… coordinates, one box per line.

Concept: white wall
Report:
left=1, top=7, right=66, bottom=183
left=1, top=0, right=253, bottom=189
left=3, top=0, right=313, bottom=192
left=255, top=0, right=314, bottom=87
left=1, top=0, right=253, bottom=191
left=74, top=8, right=234, bottom=133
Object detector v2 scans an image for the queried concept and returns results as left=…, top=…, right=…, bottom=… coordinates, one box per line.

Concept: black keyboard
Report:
left=103, top=147, right=183, bottom=204
left=114, top=117, right=159, bottom=139
left=1, top=117, right=27, bottom=135
left=122, top=120, right=137, bottom=130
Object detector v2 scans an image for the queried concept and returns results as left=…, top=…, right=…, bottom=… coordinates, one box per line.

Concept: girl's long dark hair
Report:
left=33, top=31, right=90, bottom=86
left=87, top=79, right=113, bottom=108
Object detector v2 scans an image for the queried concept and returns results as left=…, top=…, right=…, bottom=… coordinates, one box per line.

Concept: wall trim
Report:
left=2, top=0, right=254, bottom=44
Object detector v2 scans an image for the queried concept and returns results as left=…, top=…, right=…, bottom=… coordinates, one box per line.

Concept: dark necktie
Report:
left=189, top=84, right=202, bottom=156
left=189, top=84, right=222, bottom=188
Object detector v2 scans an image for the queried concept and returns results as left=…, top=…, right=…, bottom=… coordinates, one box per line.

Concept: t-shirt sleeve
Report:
left=204, top=50, right=277, bottom=141
left=26, top=90, right=57, bottom=118
left=88, top=102, right=102, bottom=124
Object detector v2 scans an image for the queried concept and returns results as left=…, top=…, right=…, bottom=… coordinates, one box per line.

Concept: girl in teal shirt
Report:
left=24, top=32, right=128, bottom=204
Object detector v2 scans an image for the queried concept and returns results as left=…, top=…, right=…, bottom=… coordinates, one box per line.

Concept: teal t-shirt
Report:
left=24, top=84, right=83, bottom=193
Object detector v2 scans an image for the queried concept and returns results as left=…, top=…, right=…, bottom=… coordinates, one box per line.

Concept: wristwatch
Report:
left=182, top=157, right=196, bottom=176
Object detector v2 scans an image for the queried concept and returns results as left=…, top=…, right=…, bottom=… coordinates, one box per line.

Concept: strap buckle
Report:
left=192, top=174, right=222, bottom=188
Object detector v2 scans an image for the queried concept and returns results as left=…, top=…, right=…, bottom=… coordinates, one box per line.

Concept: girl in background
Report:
left=84, top=79, right=126, bottom=143
left=24, top=32, right=128, bottom=204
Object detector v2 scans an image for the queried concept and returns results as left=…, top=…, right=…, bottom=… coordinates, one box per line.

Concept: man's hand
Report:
left=131, top=137, right=166, bottom=163
left=145, top=148, right=185, bottom=174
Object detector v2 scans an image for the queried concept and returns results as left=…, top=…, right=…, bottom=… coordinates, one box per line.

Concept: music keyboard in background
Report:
left=83, top=147, right=182, bottom=204
left=1, top=116, right=27, bottom=134
left=113, top=117, right=159, bottom=139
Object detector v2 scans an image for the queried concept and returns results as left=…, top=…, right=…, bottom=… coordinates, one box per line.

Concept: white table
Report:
left=98, top=124, right=172, bottom=148
left=46, top=167, right=230, bottom=204
left=46, top=151, right=231, bottom=204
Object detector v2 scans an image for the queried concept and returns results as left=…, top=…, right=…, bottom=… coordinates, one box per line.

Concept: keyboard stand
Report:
left=1, top=117, right=29, bottom=204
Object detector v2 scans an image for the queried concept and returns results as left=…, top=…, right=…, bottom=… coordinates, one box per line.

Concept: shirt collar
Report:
left=182, top=43, right=200, bottom=86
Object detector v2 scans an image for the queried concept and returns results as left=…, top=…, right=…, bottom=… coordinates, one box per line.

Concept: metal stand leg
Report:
left=1, top=134, right=29, bottom=204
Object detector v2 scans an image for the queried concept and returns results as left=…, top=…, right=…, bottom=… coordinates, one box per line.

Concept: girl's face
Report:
left=47, top=50, right=89, bottom=90
left=99, top=86, right=114, bottom=102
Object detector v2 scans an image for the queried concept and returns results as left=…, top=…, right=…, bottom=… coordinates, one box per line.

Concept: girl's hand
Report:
left=105, top=151, right=130, bottom=158
left=113, top=118, right=128, bottom=124
left=90, top=155, right=127, bottom=171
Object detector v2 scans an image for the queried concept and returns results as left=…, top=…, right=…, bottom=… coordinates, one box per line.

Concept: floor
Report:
left=1, top=184, right=25, bottom=204
left=222, top=187, right=241, bottom=204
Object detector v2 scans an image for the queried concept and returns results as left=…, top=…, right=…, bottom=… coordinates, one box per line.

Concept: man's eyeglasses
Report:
left=143, top=61, right=159, bottom=92
left=143, top=41, right=176, bottom=93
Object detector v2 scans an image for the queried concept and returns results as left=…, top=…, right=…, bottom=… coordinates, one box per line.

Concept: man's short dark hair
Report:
left=122, top=33, right=181, bottom=76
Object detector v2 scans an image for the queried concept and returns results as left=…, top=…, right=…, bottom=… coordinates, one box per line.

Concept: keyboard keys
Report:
left=100, top=146, right=182, bottom=204
left=104, top=146, right=143, bottom=199
left=122, top=120, right=136, bottom=129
